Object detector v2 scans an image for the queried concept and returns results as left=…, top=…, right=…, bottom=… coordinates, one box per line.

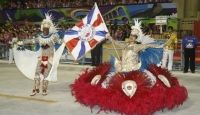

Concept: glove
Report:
left=106, top=33, right=112, bottom=40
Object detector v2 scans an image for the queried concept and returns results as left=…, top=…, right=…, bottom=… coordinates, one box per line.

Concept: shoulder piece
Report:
left=38, top=33, right=55, bottom=44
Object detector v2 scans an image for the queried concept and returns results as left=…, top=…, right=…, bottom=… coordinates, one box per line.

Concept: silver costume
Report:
left=102, top=42, right=152, bottom=88
left=33, top=33, right=60, bottom=94
left=117, top=43, right=149, bottom=72
left=23, top=33, right=60, bottom=94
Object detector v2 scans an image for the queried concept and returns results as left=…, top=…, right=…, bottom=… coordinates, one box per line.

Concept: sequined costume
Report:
left=13, top=14, right=65, bottom=96
left=115, top=43, right=150, bottom=72
left=30, top=33, right=60, bottom=95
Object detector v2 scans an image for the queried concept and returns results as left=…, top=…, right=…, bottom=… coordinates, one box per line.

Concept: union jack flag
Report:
left=64, top=3, right=108, bottom=60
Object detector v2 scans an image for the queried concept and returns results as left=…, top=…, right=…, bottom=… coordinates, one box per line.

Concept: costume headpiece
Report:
left=131, top=19, right=143, bottom=36
left=41, top=13, right=57, bottom=33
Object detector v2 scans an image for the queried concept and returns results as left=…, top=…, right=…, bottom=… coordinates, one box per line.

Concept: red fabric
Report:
left=148, top=65, right=188, bottom=110
left=66, top=37, right=79, bottom=52
left=92, top=14, right=103, bottom=27
left=88, top=39, right=98, bottom=48
left=40, top=64, right=48, bottom=74
left=194, top=21, right=200, bottom=40
left=40, top=56, right=49, bottom=74
left=70, top=64, right=188, bottom=115
left=41, top=56, right=48, bottom=61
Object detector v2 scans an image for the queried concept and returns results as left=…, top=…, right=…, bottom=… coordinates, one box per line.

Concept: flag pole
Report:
left=110, top=38, right=120, bottom=60
left=95, top=3, right=120, bottom=60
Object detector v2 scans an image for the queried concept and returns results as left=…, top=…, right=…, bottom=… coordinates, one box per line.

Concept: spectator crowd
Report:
left=0, top=0, right=172, bottom=9
left=0, top=21, right=133, bottom=45
left=0, top=21, right=39, bottom=44
left=0, top=21, right=75, bottom=44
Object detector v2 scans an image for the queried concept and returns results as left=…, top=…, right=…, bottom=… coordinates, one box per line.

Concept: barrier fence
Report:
left=0, top=44, right=9, bottom=59
left=0, top=41, right=200, bottom=71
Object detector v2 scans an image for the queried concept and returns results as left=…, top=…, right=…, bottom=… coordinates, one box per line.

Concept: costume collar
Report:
left=40, top=33, right=53, bottom=38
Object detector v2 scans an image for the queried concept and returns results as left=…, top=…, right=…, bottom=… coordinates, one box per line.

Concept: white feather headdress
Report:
left=131, top=19, right=155, bottom=44
left=131, top=19, right=143, bottom=37
left=41, top=13, right=57, bottom=33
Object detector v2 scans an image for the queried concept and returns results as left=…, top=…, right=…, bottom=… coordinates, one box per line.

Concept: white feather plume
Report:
left=41, top=13, right=58, bottom=33
left=131, top=19, right=155, bottom=44
left=131, top=19, right=142, bottom=30
left=45, top=13, right=53, bottom=21
left=131, top=19, right=143, bottom=36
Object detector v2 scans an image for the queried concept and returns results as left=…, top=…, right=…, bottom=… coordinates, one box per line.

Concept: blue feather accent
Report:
left=139, top=47, right=163, bottom=70
left=35, top=43, right=40, bottom=51
left=109, top=55, right=116, bottom=72
left=57, top=30, right=65, bottom=39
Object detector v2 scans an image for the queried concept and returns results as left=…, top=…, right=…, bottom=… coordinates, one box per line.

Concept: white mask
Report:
left=158, top=75, right=171, bottom=88
left=122, top=80, right=137, bottom=98
left=91, top=75, right=101, bottom=85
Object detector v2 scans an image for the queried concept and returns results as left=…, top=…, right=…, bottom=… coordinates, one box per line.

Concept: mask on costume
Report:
left=122, top=80, right=137, bottom=98
left=158, top=75, right=171, bottom=88
left=91, top=75, right=101, bottom=85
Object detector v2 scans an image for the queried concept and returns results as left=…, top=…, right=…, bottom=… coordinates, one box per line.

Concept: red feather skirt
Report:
left=70, top=63, right=188, bottom=115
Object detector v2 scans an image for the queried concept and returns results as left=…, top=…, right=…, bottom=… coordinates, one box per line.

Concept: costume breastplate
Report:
left=121, top=47, right=139, bottom=72
left=115, top=44, right=140, bottom=72
left=38, top=34, right=56, bottom=57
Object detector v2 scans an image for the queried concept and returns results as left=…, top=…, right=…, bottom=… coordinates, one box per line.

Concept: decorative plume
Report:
left=131, top=19, right=142, bottom=30
left=131, top=19, right=155, bottom=44
left=44, top=13, right=53, bottom=22
left=41, top=13, right=57, bottom=33
left=131, top=19, right=143, bottom=38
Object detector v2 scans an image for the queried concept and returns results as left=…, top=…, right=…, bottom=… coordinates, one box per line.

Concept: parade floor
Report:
left=0, top=60, right=200, bottom=115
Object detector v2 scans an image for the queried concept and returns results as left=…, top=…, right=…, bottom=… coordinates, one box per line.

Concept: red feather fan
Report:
left=70, top=64, right=188, bottom=115
left=148, top=65, right=188, bottom=110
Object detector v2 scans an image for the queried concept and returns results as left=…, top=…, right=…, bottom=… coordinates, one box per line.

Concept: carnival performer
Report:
left=161, top=26, right=177, bottom=71
left=13, top=14, right=65, bottom=96
left=8, top=34, right=18, bottom=64
left=70, top=19, right=188, bottom=115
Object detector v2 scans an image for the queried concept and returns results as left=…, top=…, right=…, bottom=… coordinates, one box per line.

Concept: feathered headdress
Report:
left=131, top=19, right=155, bottom=44
left=41, top=13, right=57, bottom=33
left=131, top=19, right=143, bottom=37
